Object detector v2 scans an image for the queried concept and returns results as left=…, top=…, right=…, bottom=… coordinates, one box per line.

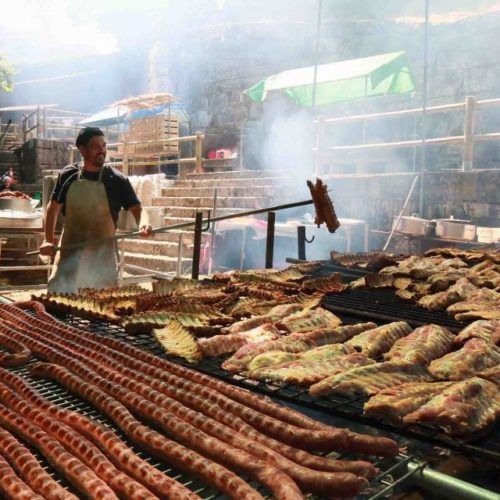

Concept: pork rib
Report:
left=403, top=377, right=500, bottom=435
left=384, top=325, right=455, bottom=365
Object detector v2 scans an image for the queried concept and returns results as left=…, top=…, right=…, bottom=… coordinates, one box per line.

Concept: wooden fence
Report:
left=315, top=96, right=500, bottom=174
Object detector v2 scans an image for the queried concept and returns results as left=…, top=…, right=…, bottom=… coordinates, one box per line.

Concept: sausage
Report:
left=0, top=426, right=77, bottom=500
left=0, top=405, right=118, bottom=500
left=0, top=333, right=31, bottom=367
left=0, top=450, right=44, bottom=500
left=0, top=304, right=398, bottom=457
left=0, top=383, right=158, bottom=500
left=0, top=367, right=196, bottom=500
left=28, top=361, right=264, bottom=500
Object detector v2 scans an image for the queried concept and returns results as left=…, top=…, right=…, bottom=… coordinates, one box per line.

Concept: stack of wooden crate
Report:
left=120, top=115, right=179, bottom=156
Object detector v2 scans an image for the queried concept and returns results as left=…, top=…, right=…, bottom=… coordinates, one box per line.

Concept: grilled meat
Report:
left=198, top=323, right=280, bottom=358
left=384, top=325, right=455, bottom=365
left=300, top=275, right=345, bottom=294
left=454, top=320, right=500, bottom=346
left=276, top=308, right=342, bottom=333
left=346, top=322, right=413, bottom=359
left=403, top=377, right=500, bottom=435
left=223, top=322, right=375, bottom=373
left=250, top=352, right=375, bottom=386
left=154, top=321, right=202, bottom=362
left=364, top=381, right=453, bottom=422
left=429, top=338, right=500, bottom=380
left=477, top=365, right=500, bottom=386
left=309, top=362, right=434, bottom=397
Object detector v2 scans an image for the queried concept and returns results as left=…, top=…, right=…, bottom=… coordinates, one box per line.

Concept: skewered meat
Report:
left=250, top=352, right=376, bottom=386
left=429, top=338, right=500, bottom=380
left=364, top=273, right=396, bottom=288
left=454, top=320, right=500, bottom=346
left=309, top=362, right=434, bottom=397
left=307, top=178, right=340, bottom=233
left=199, top=323, right=281, bottom=358
left=154, top=320, right=202, bottom=362
left=287, top=261, right=322, bottom=273
left=223, top=323, right=376, bottom=373
left=384, top=325, right=455, bottom=365
left=364, top=381, right=453, bottom=422
left=403, top=377, right=500, bottom=435
left=226, top=298, right=280, bottom=318
left=276, top=308, right=342, bottom=333
left=0, top=333, right=31, bottom=367
left=0, top=190, right=31, bottom=200
left=346, top=322, right=413, bottom=359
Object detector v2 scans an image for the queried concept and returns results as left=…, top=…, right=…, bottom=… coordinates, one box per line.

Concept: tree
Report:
left=0, top=56, right=14, bottom=92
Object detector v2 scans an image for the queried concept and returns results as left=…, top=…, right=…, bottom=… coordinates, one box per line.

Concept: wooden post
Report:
left=194, top=131, right=203, bottom=174
left=265, top=211, right=276, bottom=269
left=42, top=106, right=47, bottom=139
left=191, top=211, right=203, bottom=280
left=462, top=96, right=475, bottom=171
left=315, top=116, right=325, bottom=176
left=297, top=225, right=306, bottom=260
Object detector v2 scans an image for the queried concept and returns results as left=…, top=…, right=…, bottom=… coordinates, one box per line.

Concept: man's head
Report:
left=76, top=127, right=106, bottom=168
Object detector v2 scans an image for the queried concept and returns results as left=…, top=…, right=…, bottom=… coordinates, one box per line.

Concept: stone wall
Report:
left=323, top=169, right=500, bottom=232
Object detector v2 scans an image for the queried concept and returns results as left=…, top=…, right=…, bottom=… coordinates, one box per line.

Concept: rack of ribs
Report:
left=384, top=325, right=455, bottom=365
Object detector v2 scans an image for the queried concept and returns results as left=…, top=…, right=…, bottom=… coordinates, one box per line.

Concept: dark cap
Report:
left=75, top=127, right=104, bottom=147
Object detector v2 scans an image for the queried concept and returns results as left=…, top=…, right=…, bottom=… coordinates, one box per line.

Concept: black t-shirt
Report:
left=51, top=164, right=140, bottom=225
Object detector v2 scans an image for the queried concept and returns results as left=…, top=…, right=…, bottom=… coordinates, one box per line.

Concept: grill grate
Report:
left=321, top=288, right=466, bottom=332
left=59, top=315, right=500, bottom=464
left=0, top=327, right=422, bottom=499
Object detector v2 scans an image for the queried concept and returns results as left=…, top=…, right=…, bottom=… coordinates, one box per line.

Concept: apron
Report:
left=47, top=164, right=118, bottom=294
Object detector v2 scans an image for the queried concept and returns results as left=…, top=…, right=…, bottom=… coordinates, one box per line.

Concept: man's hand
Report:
left=139, top=224, right=153, bottom=238
left=39, top=241, right=56, bottom=258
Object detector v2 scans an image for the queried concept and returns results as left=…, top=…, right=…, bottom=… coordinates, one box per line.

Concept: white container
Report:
left=477, top=226, right=500, bottom=244
left=434, top=218, right=476, bottom=241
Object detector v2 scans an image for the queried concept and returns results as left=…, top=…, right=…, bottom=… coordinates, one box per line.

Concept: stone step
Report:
left=185, top=169, right=291, bottom=180
left=161, top=185, right=282, bottom=198
left=123, top=252, right=191, bottom=274
left=169, top=177, right=292, bottom=188
left=153, top=196, right=270, bottom=209
left=163, top=206, right=247, bottom=219
left=119, top=238, right=193, bottom=258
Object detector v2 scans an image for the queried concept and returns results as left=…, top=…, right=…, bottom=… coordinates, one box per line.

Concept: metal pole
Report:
left=297, top=226, right=306, bottom=260
left=462, top=96, right=475, bottom=170
left=265, top=211, right=276, bottom=269
left=191, top=211, right=203, bottom=279
left=176, top=233, right=183, bottom=277
left=383, top=174, right=420, bottom=252
left=418, top=0, right=430, bottom=216
left=27, top=198, right=316, bottom=256
left=311, top=0, right=323, bottom=112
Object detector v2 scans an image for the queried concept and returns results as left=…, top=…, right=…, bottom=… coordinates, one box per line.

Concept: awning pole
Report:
left=311, top=0, right=323, bottom=112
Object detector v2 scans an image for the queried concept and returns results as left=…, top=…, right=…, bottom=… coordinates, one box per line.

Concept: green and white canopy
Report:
left=243, top=51, right=415, bottom=107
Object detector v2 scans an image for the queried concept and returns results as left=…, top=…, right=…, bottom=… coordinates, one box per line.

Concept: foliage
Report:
left=0, top=56, right=14, bottom=92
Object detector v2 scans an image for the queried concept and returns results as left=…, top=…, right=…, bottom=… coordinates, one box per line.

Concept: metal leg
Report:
left=265, top=211, right=276, bottom=269
left=297, top=226, right=306, bottom=261
left=176, top=233, right=183, bottom=277
left=239, top=228, right=247, bottom=270
left=192, top=212, right=203, bottom=280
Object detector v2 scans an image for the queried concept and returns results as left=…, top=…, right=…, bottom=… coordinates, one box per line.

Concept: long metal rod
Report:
left=27, top=198, right=314, bottom=256
left=297, top=226, right=307, bottom=261
left=382, top=174, right=420, bottom=252
left=191, top=212, right=203, bottom=279
left=418, top=0, right=430, bottom=216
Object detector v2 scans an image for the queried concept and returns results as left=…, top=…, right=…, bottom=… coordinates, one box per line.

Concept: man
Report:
left=40, top=127, right=152, bottom=293
left=0, top=167, right=15, bottom=191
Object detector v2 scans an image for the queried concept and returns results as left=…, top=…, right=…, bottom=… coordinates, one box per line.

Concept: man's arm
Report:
left=128, top=203, right=153, bottom=237
left=40, top=200, right=61, bottom=257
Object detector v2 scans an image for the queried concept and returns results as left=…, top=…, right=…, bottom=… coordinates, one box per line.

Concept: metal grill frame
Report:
left=50, top=313, right=500, bottom=464
left=0, top=331, right=424, bottom=499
